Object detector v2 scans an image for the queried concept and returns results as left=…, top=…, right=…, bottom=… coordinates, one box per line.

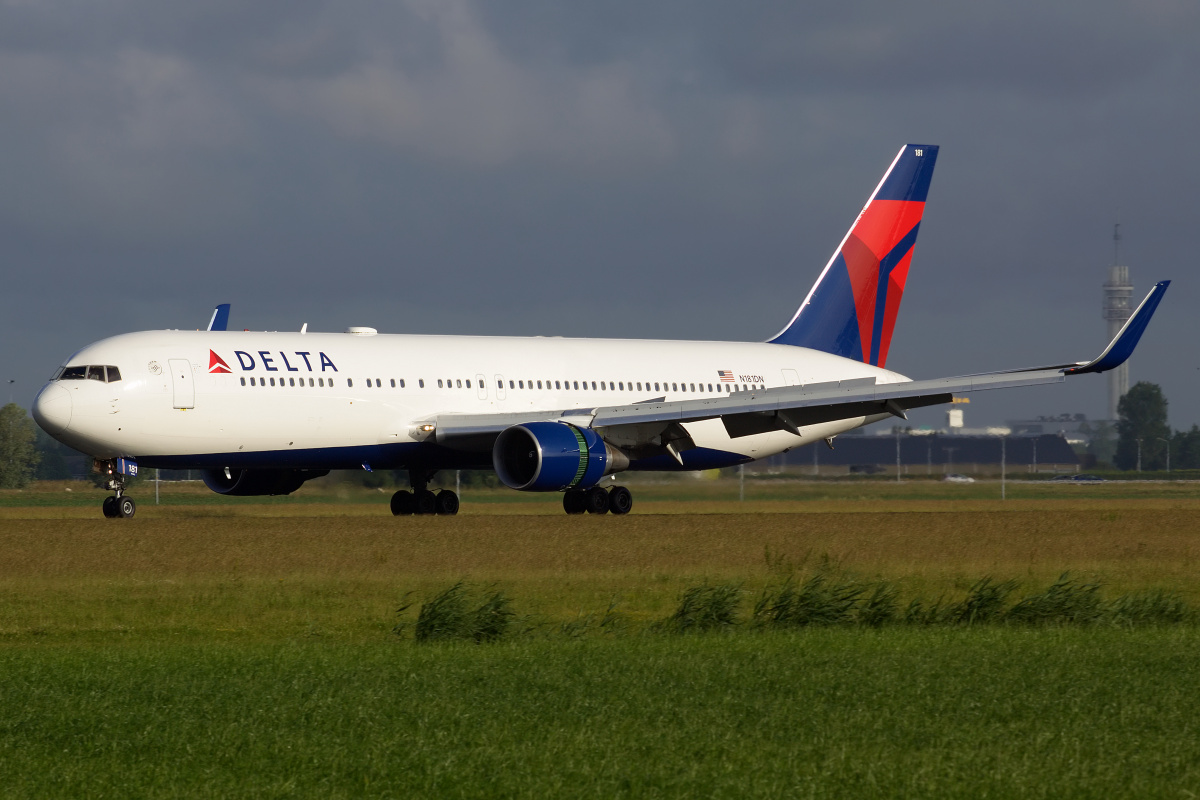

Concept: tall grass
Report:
left=664, top=583, right=741, bottom=632
left=407, top=581, right=514, bottom=643
left=659, top=572, right=1195, bottom=634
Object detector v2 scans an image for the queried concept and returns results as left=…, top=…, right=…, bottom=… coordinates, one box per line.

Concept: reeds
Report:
left=657, top=571, right=1194, bottom=634
left=406, top=581, right=515, bottom=643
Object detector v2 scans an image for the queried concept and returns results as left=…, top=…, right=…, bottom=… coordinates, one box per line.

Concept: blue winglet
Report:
left=1066, top=281, right=1169, bottom=375
left=207, top=303, right=231, bottom=332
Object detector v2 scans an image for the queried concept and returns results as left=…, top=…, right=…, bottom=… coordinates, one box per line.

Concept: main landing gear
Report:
left=391, top=469, right=459, bottom=516
left=563, top=485, right=633, bottom=516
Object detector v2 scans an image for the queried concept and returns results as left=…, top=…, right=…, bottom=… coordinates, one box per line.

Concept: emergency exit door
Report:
left=169, top=359, right=195, bottom=409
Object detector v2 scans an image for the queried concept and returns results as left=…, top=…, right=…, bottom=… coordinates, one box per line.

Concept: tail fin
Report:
left=768, top=144, right=938, bottom=368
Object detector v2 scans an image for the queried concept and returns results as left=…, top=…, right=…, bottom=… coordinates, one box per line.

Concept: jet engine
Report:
left=493, top=422, right=628, bottom=491
left=202, top=468, right=329, bottom=496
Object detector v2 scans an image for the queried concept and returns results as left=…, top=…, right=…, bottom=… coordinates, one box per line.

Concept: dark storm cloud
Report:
left=1, top=0, right=1197, bottom=429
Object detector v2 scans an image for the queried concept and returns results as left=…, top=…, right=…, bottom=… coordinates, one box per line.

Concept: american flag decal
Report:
left=717, top=370, right=735, bottom=382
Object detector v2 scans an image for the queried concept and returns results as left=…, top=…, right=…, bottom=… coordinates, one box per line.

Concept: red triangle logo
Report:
left=209, top=350, right=232, bottom=373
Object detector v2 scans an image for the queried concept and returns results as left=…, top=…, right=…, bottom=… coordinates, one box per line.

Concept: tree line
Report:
left=1114, top=381, right=1199, bottom=471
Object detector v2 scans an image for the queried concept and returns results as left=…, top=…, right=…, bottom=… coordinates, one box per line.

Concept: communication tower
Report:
left=1102, top=224, right=1132, bottom=420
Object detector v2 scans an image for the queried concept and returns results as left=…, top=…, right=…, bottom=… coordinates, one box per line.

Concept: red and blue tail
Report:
left=768, top=144, right=938, bottom=368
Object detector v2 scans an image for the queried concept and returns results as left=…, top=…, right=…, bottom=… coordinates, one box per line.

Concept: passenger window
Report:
left=537, top=381, right=542, bottom=389
left=310, top=378, right=315, bottom=387
left=466, top=379, right=471, bottom=389
left=317, top=378, right=323, bottom=387
left=653, top=383, right=659, bottom=391
left=418, top=379, right=425, bottom=388
left=690, top=383, right=695, bottom=392
left=243, top=377, right=248, bottom=386
left=457, top=379, right=462, bottom=388
left=347, top=379, right=352, bottom=387
left=591, top=381, right=597, bottom=390
left=288, top=378, right=294, bottom=387
left=573, top=381, right=579, bottom=390
left=555, top=381, right=561, bottom=389
left=671, top=383, right=677, bottom=391
left=497, top=380, right=502, bottom=388
left=400, top=379, right=405, bottom=388
left=509, top=380, right=514, bottom=388
left=519, top=380, right=524, bottom=389
left=437, top=379, right=444, bottom=388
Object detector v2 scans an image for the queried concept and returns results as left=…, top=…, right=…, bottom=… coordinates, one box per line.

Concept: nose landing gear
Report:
left=95, top=458, right=137, bottom=518
left=390, top=469, right=459, bottom=516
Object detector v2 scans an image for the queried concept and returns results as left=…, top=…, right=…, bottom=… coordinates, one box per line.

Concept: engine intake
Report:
left=493, top=422, right=628, bottom=492
left=202, top=468, right=329, bottom=496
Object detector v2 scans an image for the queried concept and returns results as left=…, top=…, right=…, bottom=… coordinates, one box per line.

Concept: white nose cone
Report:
left=33, top=384, right=72, bottom=435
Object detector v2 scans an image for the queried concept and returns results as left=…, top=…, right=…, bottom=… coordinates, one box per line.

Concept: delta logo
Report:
left=209, top=351, right=232, bottom=374
left=208, top=349, right=339, bottom=373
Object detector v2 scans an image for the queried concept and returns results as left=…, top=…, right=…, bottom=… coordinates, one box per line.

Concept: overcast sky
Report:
left=2, top=1, right=1197, bottom=430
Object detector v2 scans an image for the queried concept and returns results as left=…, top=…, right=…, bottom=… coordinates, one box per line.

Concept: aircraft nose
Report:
left=32, top=383, right=72, bottom=435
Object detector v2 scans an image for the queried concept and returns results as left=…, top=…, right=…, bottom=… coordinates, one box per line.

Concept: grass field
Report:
left=3, top=478, right=1200, bottom=796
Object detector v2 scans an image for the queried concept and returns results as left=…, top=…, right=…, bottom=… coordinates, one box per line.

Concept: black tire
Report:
left=415, top=490, right=438, bottom=515
left=562, top=490, right=586, bottom=515
left=585, top=486, right=610, bottom=515
left=102, top=496, right=118, bottom=518
left=390, top=490, right=414, bottom=516
left=608, top=485, right=633, bottom=515
left=435, top=490, right=460, bottom=516
left=117, top=497, right=136, bottom=519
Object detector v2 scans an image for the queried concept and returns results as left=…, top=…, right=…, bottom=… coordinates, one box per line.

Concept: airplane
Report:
left=31, top=144, right=1169, bottom=519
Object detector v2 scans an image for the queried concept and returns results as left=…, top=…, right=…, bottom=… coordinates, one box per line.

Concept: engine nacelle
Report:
left=493, top=422, right=628, bottom=492
left=202, top=468, right=329, bottom=496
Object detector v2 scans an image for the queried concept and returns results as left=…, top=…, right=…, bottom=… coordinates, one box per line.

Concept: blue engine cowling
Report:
left=493, top=422, right=623, bottom=491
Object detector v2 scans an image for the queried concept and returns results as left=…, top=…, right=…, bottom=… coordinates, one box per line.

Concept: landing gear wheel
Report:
left=390, top=490, right=414, bottom=516
left=585, top=486, right=610, bottom=515
left=415, top=490, right=438, bottom=516
left=563, top=490, right=587, bottom=515
left=435, top=490, right=460, bottom=516
left=117, top=496, right=136, bottom=519
left=102, top=496, right=118, bottom=518
left=608, top=486, right=633, bottom=515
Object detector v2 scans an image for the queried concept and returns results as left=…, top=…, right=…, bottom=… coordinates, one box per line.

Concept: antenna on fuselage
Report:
left=301, top=323, right=308, bottom=334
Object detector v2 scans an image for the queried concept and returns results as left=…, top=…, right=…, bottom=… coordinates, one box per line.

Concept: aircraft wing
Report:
left=431, top=281, right=1168, bottom=452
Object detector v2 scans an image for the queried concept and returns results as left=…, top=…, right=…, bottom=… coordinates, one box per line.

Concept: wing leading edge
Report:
left=430, top=282, right=1168, bottom=450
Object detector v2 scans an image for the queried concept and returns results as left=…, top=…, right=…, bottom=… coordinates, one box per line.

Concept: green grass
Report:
left=3, top=629, right=1200, bottom=798
left=4, top=491, right=1200, bottom=796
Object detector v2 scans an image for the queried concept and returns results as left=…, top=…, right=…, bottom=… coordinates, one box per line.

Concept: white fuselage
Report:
left=36, top=329, right=907, bottom=472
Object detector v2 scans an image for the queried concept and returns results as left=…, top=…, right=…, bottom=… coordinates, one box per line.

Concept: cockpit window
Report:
left=57, top=365, right=122, bottom=383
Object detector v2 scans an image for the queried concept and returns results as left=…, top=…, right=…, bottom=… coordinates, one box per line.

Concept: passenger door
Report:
left=169, top=359, right=195, bottom=409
